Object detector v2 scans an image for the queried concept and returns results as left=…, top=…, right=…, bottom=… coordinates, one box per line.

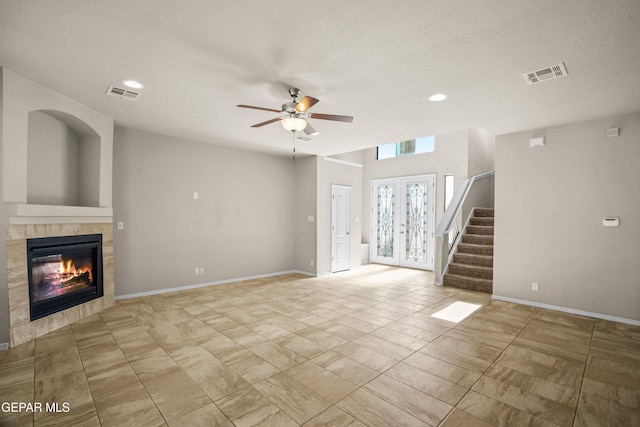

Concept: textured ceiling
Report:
left=1, top=0, right=639, bottom=157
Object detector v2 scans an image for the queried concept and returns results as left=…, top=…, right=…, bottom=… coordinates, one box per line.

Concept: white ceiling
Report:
left=1, top=0, right=639, bottom=157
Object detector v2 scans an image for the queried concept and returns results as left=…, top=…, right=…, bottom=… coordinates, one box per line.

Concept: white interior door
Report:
left=331, top=185, right=351, bottom=273
left=371, top=175, right=435, bottom=270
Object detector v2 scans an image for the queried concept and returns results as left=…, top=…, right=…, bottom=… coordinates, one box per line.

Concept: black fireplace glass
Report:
left=27, top=234, right=103, bottom=321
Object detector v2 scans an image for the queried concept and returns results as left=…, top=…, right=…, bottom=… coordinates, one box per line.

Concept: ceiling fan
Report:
left=237, top=88, right=354, bottom=136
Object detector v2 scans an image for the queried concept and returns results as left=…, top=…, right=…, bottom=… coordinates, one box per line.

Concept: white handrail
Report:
left=435, top=171, right=494, bottom=237
left=434, top=170, right=494, bottom=285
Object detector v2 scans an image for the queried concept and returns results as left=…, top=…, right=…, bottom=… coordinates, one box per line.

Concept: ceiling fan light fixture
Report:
left=282, top=117, right=307, bottom=132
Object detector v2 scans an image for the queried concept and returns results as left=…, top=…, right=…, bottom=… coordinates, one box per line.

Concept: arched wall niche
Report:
left=27, top=109, right=101, bottom=207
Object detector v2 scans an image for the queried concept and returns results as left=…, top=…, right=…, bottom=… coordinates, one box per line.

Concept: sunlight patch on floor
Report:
left=431, top=301, right=482, bottom=323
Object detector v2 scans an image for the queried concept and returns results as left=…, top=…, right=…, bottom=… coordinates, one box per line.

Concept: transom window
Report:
left=377, top=135, right=434, bottom=160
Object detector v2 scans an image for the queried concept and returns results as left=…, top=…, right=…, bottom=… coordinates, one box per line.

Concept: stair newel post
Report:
left=435, top=234, right=447, bottom=286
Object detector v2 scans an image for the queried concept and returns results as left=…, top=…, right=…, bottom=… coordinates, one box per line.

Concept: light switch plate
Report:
left=606, top=127, right=619, bottom=138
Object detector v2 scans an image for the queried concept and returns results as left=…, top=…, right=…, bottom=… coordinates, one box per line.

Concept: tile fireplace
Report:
left=27, top=234, right=103, bottom=321
left=5, top=223, right=114, bottom=348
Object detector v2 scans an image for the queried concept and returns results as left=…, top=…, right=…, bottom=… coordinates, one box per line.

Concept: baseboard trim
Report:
left=492, top=294, right=640, bottom=326
left=0, top=342, right=9, bottom=351
left=293, top=270, right=318, bottom=277
left=115, top=270, right=315, bottom=300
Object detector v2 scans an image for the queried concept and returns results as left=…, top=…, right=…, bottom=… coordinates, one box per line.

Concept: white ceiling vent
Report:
left=106, top=85, right=141, bottom=100
left=522, top=62, right=568, bottom=85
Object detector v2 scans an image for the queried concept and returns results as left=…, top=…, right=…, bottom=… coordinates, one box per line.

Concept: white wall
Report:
left=27, top=111, right=80, bottom=205
left=78, top=135, right=101, bottom=208
left=26, top=111, right=102, bottom=207
left=294, top=156, right=318, bottom=274
left=467, top=127, right=495, bottom=177
left=494, top=112, right=640, bottom=321
left=112, top=127, right=296, bottom=296
left=361, top=130, right=470, bottom=243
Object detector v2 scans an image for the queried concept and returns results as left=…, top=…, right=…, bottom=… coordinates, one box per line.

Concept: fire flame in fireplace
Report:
left=55, top=258, right=93, bottom=284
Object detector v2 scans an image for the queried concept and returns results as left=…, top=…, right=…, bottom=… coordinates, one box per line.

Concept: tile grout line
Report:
left=316, top=288, right=480, bottom=427
left=111, top=301, right=234, bottom=426
left=261, top=286, right=451, bottom=425
left=116, top=295, right=319, bottom=426
left=103, top=303, right=191, bottom=425
left=571, top=317, right=596, bottom=426
left=439, top=305, right=541, bottom=426
left=70, top=322, right=105, bottom=427
left=114, top=288, right=481, bottom=426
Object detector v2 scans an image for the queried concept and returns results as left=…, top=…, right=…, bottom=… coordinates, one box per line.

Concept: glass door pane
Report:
left=405, top=182, right=427, bottom=262
left=376, top=184, right=395, bottom=258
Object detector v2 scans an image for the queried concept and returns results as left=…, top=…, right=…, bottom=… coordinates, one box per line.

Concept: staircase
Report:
left=443, top=208, right=494, bottom=293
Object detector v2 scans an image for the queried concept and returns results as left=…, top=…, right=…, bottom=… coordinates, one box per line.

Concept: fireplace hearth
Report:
left=27, top=234, right=103, bottom=321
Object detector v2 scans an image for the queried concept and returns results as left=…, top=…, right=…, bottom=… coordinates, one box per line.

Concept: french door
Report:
left=371, top=175, right=435, bottom=270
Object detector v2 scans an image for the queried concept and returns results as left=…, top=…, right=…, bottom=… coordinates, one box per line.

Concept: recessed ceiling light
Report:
left=123, top=80, right=144, bottom=89
left=428, top=93, right=447, bottom=102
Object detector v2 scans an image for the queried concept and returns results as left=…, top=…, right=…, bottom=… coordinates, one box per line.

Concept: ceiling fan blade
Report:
left=237, top=104, right=281, bottom=113
left=295, top=96, right=319, bottom=113
left=303, top=122, right=319, bottom=136
left=308, top=113, right=354, bottom=123
left=250, top=117, right=283, bottom=127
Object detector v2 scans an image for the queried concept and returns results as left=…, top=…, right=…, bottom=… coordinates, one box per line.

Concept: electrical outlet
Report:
left=310, top=260, right=314, bottom=267
left=199, top=267, right=204, bottom=275
left=195, top=267, right=200, bottom=275
left=532, top=282, right=539, bottom=291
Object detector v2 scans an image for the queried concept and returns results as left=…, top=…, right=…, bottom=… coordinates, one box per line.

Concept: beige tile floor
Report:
left=1, top=264, right=638, bottom=426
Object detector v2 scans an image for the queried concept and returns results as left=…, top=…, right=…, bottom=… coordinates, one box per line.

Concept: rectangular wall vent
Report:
left=523, top=62, right=568, bottom=85
left=106, top=85, right=141, bottom=100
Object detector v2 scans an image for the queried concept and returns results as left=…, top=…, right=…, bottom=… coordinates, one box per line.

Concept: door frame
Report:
left=370, top=174, right=436, bottom=270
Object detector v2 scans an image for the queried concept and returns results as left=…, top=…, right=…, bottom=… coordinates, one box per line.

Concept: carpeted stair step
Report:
left=444, top=207, right=495, bottom=294
left=458, top=243, right=494, bottom=256
left=470, top=216, right=494, bottom=226
left=474, top=208, right=495, bottom=218
left=448, top=263, right=493, bottom=280
left=443, top=274, right=493, bottom=293
left=453, top=253, right=493, bottom=268
left=461, top=234, right=494, bottom=246
left=466, top=225, right=494, bottom=235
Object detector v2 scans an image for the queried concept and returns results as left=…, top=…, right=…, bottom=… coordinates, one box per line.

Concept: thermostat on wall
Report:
left=602, top=218, right=620, bottom=227
left=529, top=137, right=545, bottom=147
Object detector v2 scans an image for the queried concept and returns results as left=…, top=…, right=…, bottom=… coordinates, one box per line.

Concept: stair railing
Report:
left=435, top=171, right=494, bottom=285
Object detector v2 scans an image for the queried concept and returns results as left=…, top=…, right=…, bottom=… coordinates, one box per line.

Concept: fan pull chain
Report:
left=292, top=130, right=296, bottom=160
